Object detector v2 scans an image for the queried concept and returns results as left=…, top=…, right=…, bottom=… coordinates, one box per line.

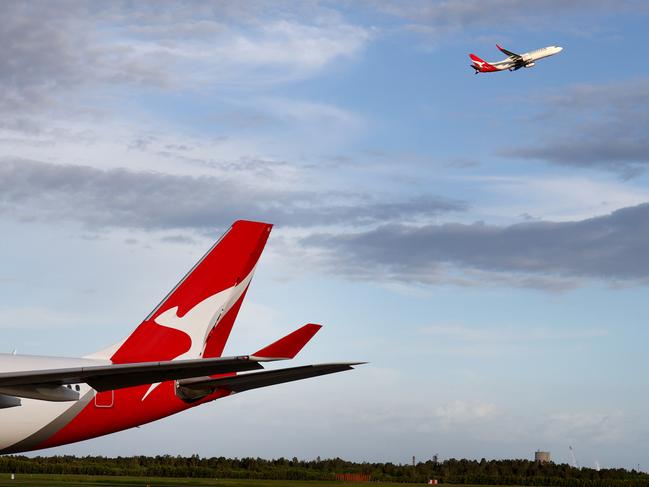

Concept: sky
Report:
left=1, top=0, right=649, bottom=470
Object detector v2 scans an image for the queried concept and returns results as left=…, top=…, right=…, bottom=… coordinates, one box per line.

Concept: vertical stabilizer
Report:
left=469, top=53, right=499, bottom=72
left=109, top=221, right=272, bottom=364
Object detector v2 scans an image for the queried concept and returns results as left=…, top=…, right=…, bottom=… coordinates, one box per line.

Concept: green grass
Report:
left=0, top=474, right=423, bottom=487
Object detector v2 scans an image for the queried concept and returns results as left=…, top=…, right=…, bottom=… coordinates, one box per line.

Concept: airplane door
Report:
left=94, top=390, right=114, bottom=408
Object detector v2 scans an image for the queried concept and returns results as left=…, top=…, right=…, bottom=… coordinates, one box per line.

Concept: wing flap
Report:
left=176, top=362, right=362, bottom=400
left=0, top=356, right=265, bottom=393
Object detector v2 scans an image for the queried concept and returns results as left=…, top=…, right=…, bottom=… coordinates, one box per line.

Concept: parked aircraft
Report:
left=0, top=220, right=360, bottom=453
left=470, top=44, right=563, bottom=73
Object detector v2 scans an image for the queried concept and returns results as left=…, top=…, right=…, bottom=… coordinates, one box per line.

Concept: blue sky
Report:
left=2, top=0, right=649, bottom=469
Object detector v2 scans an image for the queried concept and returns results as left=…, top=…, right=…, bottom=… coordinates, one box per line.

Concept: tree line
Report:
left=0, top=455, right=648, bottom=485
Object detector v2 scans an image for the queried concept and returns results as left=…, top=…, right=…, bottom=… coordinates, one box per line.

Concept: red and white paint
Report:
left=469, top=44, right=563, bottom=73
left=0, top=220, right=334, bottom=454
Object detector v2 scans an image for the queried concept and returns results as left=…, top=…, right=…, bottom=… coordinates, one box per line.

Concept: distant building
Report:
left=535, top=451, right=551, bottom=463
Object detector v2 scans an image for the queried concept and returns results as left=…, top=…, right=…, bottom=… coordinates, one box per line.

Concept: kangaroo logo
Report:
left=140, top=269, right=255, bottom=400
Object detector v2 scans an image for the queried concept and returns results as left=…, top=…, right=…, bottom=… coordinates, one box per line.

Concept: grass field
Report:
left=0, top=474, right=428, bottom=487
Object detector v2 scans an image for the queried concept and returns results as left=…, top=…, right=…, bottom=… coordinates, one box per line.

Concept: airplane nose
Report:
left=557, top=46, right=563, bottom=52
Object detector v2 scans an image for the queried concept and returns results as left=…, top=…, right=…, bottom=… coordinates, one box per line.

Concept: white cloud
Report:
left=260, top=97, right=364, bottom=128
left=544, top=411, right=624, bottom=444
left=206, top=21, right=372, bottom=82
left=254, top=97, right=367, bottom=151
left=104, top=19, right=371, bottom=88
left=0, top=2, right=373, bottom=144
left=470, top=175, right=649, bottom=224
left=432, top=400, right=497, bottom=425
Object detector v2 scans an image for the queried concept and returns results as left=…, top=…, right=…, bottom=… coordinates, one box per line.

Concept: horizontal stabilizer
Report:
left=176, top=362, right=362, bottom=400
left=251, top=324, right=322, bottom=360
left=0, top=355, right=266, bottom=396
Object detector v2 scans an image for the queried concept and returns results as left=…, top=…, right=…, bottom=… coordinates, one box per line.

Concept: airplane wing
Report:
left=0, top=355, right=267, bottom=400
left=176, top=363, right=363, bottom=401
left=0, top=324, right=330, bottom=402
left=496, top=44, right=522, bottom=60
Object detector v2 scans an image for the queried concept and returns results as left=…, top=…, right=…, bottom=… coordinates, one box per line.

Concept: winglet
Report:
left=496, top=43, right=505, bottom=53
left=252, top=324, right=322, bottom=360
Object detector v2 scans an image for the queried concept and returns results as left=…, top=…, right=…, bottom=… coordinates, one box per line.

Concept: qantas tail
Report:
left=469, top=53, right=498, bottom=73
left=104, top=220, right=272, bottom=364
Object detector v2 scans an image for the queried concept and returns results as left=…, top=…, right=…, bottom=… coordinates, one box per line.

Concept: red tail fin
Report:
left=110, top=220, right=272, bottom=364
left=469, top=53, right=499, bottom=72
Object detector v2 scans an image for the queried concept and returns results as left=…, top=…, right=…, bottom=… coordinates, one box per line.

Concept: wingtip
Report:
left=319, top=361, right=367, bottom=368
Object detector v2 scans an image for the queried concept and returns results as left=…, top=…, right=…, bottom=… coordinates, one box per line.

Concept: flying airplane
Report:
left=469, top=44, right=563, bottom=73
left=0, top=220, right=360, bottom=454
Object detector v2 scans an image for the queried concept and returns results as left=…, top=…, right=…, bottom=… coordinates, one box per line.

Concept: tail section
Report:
left=469, top=53, right=499, bottom=73
left=110, top=220, right=273, bottom=364
left=252, top=324, right=322, bottom=360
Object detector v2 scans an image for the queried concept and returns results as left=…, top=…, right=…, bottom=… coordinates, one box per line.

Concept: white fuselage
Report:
left=0, top=354, right=105, bottom=451
left=491, top=45, right=563, bottom=70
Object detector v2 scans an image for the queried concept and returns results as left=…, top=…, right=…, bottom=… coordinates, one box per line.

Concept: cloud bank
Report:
left=303, top=203, right=649, bottom=286
left=3, top=157, right=649, bottom=289
left=504, top=79, right=649, bottom=178
left=0, top=158, right=463, bottom=231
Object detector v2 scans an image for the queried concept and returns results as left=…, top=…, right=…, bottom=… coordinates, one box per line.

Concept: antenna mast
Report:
left=569, top=446, right=579, bottom=469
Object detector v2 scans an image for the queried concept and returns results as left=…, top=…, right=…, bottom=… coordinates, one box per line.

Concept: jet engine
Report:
left=0, top=393, right=21, bottom=409
left=524, top=62, right=536, bottom=68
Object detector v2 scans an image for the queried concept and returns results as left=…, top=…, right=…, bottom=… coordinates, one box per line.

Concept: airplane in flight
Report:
left=0, top=220, right=360, bottom=454
left=470, top=44, right=563, bottom=73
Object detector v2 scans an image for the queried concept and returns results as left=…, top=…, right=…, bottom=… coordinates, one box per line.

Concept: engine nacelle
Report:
left=524, top=62, right=536, bottom=68
left=0, top=393, right=21, bottom=409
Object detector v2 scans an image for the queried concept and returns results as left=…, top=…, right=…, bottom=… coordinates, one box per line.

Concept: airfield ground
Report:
left=0, top=474, right=440, bottom=487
